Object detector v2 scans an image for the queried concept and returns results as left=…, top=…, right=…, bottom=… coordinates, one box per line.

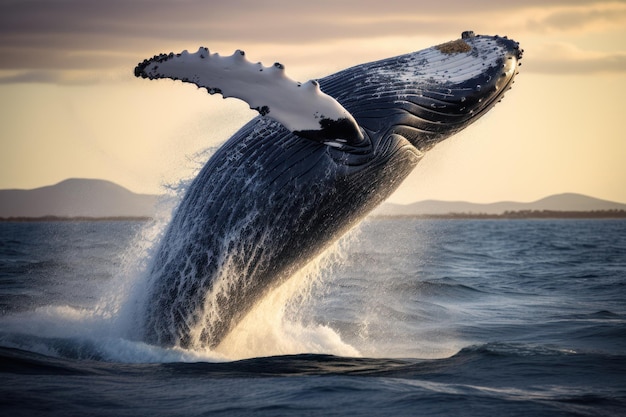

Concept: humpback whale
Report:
left=135, top=32, right=522, bottom=349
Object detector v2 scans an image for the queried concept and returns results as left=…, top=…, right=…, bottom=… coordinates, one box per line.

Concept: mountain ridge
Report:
left=373, top=192, right=626, bottom=217
left=0, top=178, right=160, bottom=218
left=1, top=179, right=625, bottom=218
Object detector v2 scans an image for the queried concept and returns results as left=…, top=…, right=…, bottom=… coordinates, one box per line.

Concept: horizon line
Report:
left=3, top=177, right=626, bottom=206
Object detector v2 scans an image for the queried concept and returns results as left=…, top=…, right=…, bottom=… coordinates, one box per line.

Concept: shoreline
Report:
left=372, top=210, right=626, bottom=220
left=2, top=210, right=626, bottom=222
left=0, top=216, right=153, bottom=222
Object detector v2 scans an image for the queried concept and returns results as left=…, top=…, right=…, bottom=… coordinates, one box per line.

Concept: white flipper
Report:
left=135, top=48, right=363, bottom=145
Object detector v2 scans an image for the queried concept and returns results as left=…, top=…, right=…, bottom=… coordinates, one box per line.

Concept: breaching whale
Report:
left=135, top=32, right=522, bottom=349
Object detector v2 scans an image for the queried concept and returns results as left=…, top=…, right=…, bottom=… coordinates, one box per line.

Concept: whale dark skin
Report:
left=135, top=33, right=523, bottom=349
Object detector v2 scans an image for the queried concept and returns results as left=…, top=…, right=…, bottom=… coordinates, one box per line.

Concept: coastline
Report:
left=372, top=210, right=626, bottom=220
left=0, top=216, right=153, bottom=222
left=2, top=210, right=626, bottom=222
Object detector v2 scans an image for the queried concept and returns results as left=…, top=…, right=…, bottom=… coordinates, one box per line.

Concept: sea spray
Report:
left=110, top=148, right=363, bottom=359
left=215, top=229, right=362, bottom=360
left=0, top=210, right=459, bottom=363
left=0, top=152, right=449, bottom=363
left=104, top=148, right=219, bottom=343
left=107, top=202, right=364, bottom=361
left=0, top=215, right=181, bottom=362
left=314, top=218, right=471, bottom=359
left=0, top=179, right=228, bottom=363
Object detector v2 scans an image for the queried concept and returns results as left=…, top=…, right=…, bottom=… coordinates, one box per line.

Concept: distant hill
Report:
left=0, top=178, right=160, bottom=218
left=1, top=179, right=625, bottom=220
left=373, top=193, right=626, bottom=217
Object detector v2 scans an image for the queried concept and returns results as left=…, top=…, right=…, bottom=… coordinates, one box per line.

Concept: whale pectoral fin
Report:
left=135, top=48, right=364, bottom=145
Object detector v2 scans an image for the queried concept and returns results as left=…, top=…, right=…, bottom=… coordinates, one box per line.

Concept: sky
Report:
left=0, top=0, right=625, bottom=204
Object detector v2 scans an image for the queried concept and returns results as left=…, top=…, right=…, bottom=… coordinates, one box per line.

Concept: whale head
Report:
left=320, top=32, right=523, bottom=154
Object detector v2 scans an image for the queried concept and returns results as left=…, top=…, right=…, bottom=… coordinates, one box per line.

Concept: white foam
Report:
left=211, top=230, right=362, bottom=360
left=0, top=306, right=228, bottom=363
left=0, top=196, right=364, bottom=363
left=215, top=262, right=360, bottom=360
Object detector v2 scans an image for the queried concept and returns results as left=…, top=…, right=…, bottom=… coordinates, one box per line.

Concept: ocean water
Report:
left=0, top=218, right=625, bottom=416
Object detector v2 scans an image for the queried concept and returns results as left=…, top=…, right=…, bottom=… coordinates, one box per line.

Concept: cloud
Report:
left=0, top=70, right=61, bottom=84
left=529, top=54, right=626, bottom=75
left=526, top=3, right=626, bottom=33
left=0, top=69, right=121, bottom=85
left=0, top=0, right=624, bottom=81
left=526, top=42, right=626, bottom=74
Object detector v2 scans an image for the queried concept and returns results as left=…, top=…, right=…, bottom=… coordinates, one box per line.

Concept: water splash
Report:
left=215, top=234, right=361, bottom=360
left=136, top=184, right=363, bottom=360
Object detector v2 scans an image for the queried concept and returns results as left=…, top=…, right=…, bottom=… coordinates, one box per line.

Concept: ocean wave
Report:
left=3, top=344, right=624, bottom=417
left=3, top=341, right=625, bottom=379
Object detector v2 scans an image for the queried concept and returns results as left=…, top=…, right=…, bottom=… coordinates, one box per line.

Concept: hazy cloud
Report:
left=528, top=54, right=626, bottom=75
left=0, top=70, right=115, bottom=84
left=527, top=42, right=626, bottom=74
left=0, top=0, right=624, bottom=81
left=0, top=71, right=61, bottom=84
left=527, top=3, right=626, bottom=32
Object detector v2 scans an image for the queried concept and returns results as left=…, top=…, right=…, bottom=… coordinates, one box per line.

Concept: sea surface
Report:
left=0, top=218, right=625, bottom=416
